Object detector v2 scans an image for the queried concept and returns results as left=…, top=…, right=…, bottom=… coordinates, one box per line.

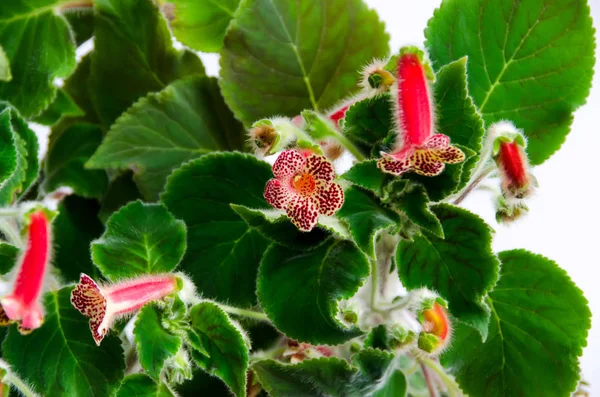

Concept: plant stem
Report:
left=0, top=360, right=39, bottom=397
left=420, top=357, right=463, bottom=397
left=453, top=165, right=495, bottom=205
left=370, top=259, right=378, bottom=310
left=420, top=363, right=438, bottom=397
left=0, top=219, right=23, bottom=248
left=335, top=134, right=366, bottom=162
left=219, top=304, right=270, bottom=322
left=59, top=0, right=93, bottom=11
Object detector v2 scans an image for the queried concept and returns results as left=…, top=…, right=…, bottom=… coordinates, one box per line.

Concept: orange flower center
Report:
left=422, top=303, right=449, bottom=340
left=292, top=173, right=316, bottom=195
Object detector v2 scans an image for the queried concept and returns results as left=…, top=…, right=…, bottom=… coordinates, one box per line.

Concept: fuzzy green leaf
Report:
left=0, top=46, right=11, bottom=82
left=63, top=54, right=98, bottom=123
left=0, top=109, right=17, bottom=186
left=91, top=0, right=205, bottom=127
left=189, top=302, right=249, bottom=397
left=87, top=75, right=245, bottom=200
left=31, top=89, right=84, bottom=126
left=176, top=369, right=230, bottom=396
left=372, top=370, right=407, bottom=397
left=220, top=0, right=390, bottom=125
left=442, top=250, right=591, bottom=397
left=258, top=240, right=369, bottom=345
left=0, top=1, right=76, bottom=117
left=341, top=160, right=391, bottom=196
left=396, top=204, right=499, bottom=338
left=134, top=305, right=182, bottom=380
left=161, top=153, right=272, bottom=307
left=92, top=200, right=186, bottom=280
left=42, top=120, right=107, bottom=199
left=117, top=374, right=175, bottom=397
left=0, top=242, right=18, bottom=275
left=425, top=0, right=596, bottom=164
left=337, top=186, right=400, bottom=258
left=391, top=185, right=443, bottom=238
left=98, top=171, right=142, bottom=224
left=167, top=0, right=241, bottom=52
left=3, top=287, right=125, bottom=396
left=64, top=8, right=94, bottom=46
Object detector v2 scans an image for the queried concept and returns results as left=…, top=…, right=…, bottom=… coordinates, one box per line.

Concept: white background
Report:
left=199, top=0, right=600, bottom=392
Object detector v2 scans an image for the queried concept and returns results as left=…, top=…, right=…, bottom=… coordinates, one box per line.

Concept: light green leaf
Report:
left=337, top=186, right=400, bottom=258
left=31, top=89, right=84, bottom=126
left=425, top=0, right=595, bottom=164
left=87, top=75, right=245, bottom=200
left=53, top=195, right=105, bottom=282
left=442, top=249, right=591, bottom=397
left=167, top=0, right=241, bottom=53
left=91, top=0, right=205, bottom=127
left=92, top=200, right=187, bottom=280
left=0, top=45, right=10, bottom=82
left=0, top=1, right=76, bottom=117
left=189, top=302, right=249, bottom=397
left=220, top=0, right=390, bottom=125
left=117, top=374, right=175, bottom=397
left=42, top=120, right=107, bottom=199
left=0, top=242, right=18, bottom=275
left=161, top=152, right=272, bottom=307
left=341, top=160, right=391, bottom=196
left=391, top=185, right=443, bottom=238
left=134, top=305, right=182, bottom=380
left=3, top=287, right=125, bottom=396
left=396, top=204, right=499, bottom=338
left=372, top=370, right=407, bottom=397
left=258, top=239, right=369, bottom=345
left=0, top=109, right=17, bottom=186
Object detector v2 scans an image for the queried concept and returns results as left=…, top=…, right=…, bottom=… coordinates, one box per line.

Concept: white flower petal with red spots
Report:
left=272, top=150, right=306, bottom=178
left=316, top=182, right=345, bottom=216
left=425, top=134, right=450, bottom=149
left=264, top=179, right=293, bottom=210
left=378, top=153, right=413, bottom=176
left=304, top=154, right=335, bottom=183
left=71, top=274, right=108, bottom=345
left=286, top=195, right=320, bottom=232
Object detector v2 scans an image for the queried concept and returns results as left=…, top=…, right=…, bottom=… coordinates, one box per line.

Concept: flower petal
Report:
left=0, top=304, right=12, bottom=327
left=378, top=153, right=413, bottom=176
left=264, top=179, right=294, bottom=210
left=316, top=183, right=345, bottom=216
left=273, top=150, right=306, bottom=178
left=424, top=134, right=450, bottom=149
left=436, top=145, right=465, bottom=164
left=304, top=154, right=335, bottom=183
left=286, top=196, right=320, bottom=232
left=411, top=149, right=446, bottom=176
left=71, top=274, right=108, bottom=346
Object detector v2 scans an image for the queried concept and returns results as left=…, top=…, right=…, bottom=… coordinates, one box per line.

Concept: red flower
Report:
left=264, top=150, right=344, bottom=232
left=378, top=48, right=464, bottom=176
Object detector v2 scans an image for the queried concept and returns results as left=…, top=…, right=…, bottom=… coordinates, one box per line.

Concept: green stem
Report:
left=219, top=304, right=270, bottom=322
left=335, top=134, right=366, bottom=162
left=452, top=165, right=495, bottom=205
left=420, top=357, right=463, bottom=397
left=0, top=360, right=39, bottom=397
left=370, top=259, right=378, bottom=310
left=0, top=219, right=23, bottom=248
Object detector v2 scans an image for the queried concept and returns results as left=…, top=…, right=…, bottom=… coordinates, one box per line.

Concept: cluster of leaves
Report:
left=0, top=0, right=595, bottom=396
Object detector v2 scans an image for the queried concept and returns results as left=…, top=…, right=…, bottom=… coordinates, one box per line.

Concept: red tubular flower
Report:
left=264, top=150, right=344, bottom=232
left=378, top=48, right=465, bottom=176
left=496, top=142, right=533, bottom=199
left=71, top=273, right=180, bottom=345
left=328, top=104, right=350, bottom=127
left=0, top=210, right=51, bottom=333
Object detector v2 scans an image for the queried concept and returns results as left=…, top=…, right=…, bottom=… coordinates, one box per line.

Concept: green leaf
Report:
left=391, top=185, right=443, bottom=238
left=98, top=171, right=142, bottom=224
left=31, top=89, right=84, bottom=126
left=42, top=120, right=107, bottom=199
left=0, top=109, right=17, bottom=186
left=117, top=374, right=175, bottom=397
left=253, top=349, right=394, bottom=397
left=231, top=205, right=329, bottom=250
left=220, top=0, right=390, bottom=125
left=0, top=242, right=18, bottom=275
left=341, top=160, right=391, bottom=196
left=396, top=204, right=499, bottom=338
left=0, top=1, right=76, bottom=117
left=91, top=0, right=205, bottom=128
left=64, top=8, right=94, bottom=46
left=167, top=0, right=241, bottom=53
left=258, top=239, right=369, bottom=345
left=53, top=195, right=105, bottom=282
left=176, top=369, right=230, bottom=396
left=189, top=302, right=249, bottom=397
left=135, top=305, right=182, bottom=380
left=87, top=75, right=245, bottom=200
left=337, top=186, right=400, bottom=258
left=92, top=200, right=187, bottom=280
left=161, top=153, right=272, bottom=307
left=372, top=370, right=407, bottom=397
left=0, top=46, right=10, bottom=82
left=425, top=0, right=595, bottom=164
left=63, top=53, right=98, bottom=123
left=3, top=287, right=125, bottom=396
left=441, top=249, right=591, bottom=397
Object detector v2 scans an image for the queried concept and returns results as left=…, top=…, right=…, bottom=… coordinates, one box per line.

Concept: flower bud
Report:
left=248, top=117, right=306, bottom=157
left=360, top=59, right=396, bottom=94
left=417, top=301, right=451, bottom=355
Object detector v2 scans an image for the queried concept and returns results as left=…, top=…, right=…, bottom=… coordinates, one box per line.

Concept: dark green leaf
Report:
left=91, top=0, right=205, bottom=127
left=87, top=75, right=245, bottom=200
left=176, top=369, right=230, bottom=396
left=442, top=249, right=591, bottom=397
left=92, top=200, right=186, bottom=280
left=0, top=109, right=17, bottom=187
left=161, top=153, right=272, bottom=307
left=53, top=195, right=105, bottom=282
left=337, top=186, right=400, bottom=258
left=98, top=171, right=142, bottom=224
left=425, top=0, right=595, bottom=164
left=372, top=370, right=407, bottom=397
left=63, top=54, right=98, bottom=123
left=0, top=242, right=17, bottom=275
left=134, top=305, right=182, bottom=380
left=42, top=120, right=107, bottom=199
left=117, top=374, right=175, bottom=397
left=3, top=287, right=125, bottom=396
left=341, top=160, right=391, bottom=196
left=220, top=0, right=390, bottom=125
left=189, top=302, right=249, bottom=397
left=31, top=89, right=84, bottom=126
left=64, top=8, right=94, bottom=46
left=391, top=185, right=443, bottom=238
left=166, top=0, right=241, bottom=52
left=396, top=204, right=499, bottom=338
left=0, top=1, right=76, bottom=117
left=258, top=240, right=369, bottom=345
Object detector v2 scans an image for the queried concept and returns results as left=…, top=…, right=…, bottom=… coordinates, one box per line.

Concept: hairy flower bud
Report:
left=360, top=59, right=396, bottom=94
left=417, top=301, right=451, bottom=354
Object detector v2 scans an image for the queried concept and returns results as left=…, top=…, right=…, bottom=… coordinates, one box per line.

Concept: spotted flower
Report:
left=264, top=150, right=344, bottom=232
left=71, top=273, right=181, bottom=345
left=378, top=47, right=465, bottom=176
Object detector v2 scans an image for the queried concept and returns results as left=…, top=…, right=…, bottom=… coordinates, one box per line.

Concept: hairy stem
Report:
left=420, top=363, right=438, bottom=397
left=453, top=165, right=495, bottom=205
left=219, top=304, right=270, bottom=322
left=0, top=359, right=39, bottom=397
left=421, top=357, right=463, bottom=397
left=0, top=219, right=23, bottom=248
left=335, top=134, right=366, bottom=162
